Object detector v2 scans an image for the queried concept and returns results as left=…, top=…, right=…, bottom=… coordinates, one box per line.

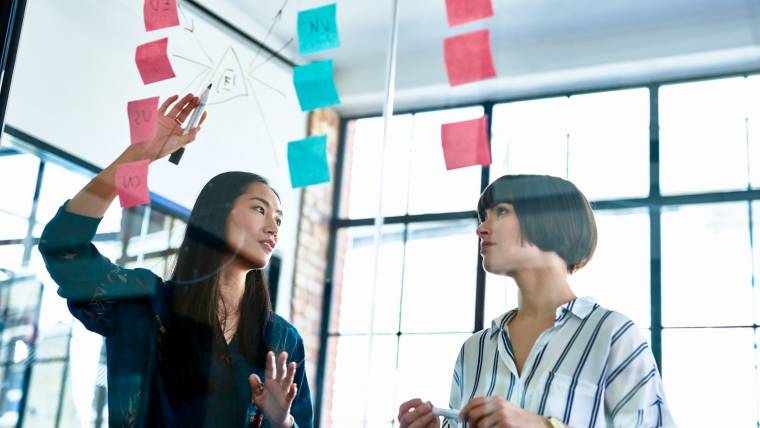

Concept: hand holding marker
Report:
left=169, top=83, right=211, bottom=165
left=432, top=406, right=460, bottom=420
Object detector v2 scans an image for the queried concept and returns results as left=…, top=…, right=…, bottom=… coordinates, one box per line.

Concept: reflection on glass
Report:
left=327, top=335, right=398, bottom=427
left=660, top=77, right=750, bottom=195
left=401, top=219, right=478, bottom=333
left=342, top=115, right=414, bottom=219
left=397, top=333, right=471, bottom=415
left=331, top=225, right=405, bottom=334
left=407, top=107, right=483, bottom=215
left=571, top=208, right=651, bottom=328
left=492, top=96, right=570, bottom=181
left=662, top=328, right=757, bottom=427
left=0, top=152, right=38, bottom=219
left=35, top=161, right=90, bottom=227
left=661, top=202, right=752, bottom=327
left=565, top=89, right=649, bottom=200
left=19, top=362, right=65, bottom=427
left=492, top=89, right=649, bottom=201
left=484, top=272, right=519, bottom=325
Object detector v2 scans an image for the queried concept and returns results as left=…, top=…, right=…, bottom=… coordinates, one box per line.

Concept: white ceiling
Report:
left=206, top=0, right=760, bottom=115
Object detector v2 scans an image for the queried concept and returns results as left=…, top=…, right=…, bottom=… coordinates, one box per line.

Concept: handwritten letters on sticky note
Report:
left=298, top=3, right=340, bottom=56
left=116, top=160, right=151, bottom=208
left=144, top=0, right=180, bottom=31
left=127, top=97, right=159, bottom=144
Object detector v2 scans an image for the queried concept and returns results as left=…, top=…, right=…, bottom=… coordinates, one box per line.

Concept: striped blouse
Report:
left=444, top=297, right=676, bottom=428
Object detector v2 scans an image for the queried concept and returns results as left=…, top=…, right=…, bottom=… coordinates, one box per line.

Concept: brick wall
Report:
left=289, top=108, right=341, bottom=426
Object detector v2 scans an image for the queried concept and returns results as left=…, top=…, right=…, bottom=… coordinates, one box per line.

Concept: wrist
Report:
left=272, top=414, right=294, bottom=428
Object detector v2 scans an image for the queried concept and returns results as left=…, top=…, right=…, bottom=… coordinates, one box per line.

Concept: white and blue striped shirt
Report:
left=445, top=297, right=676, bottom=428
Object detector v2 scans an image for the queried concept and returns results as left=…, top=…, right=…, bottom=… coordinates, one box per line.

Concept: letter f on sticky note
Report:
left=115, top=160, right=151, bottom=208
left=287, top=135, right=331, bottom=188
left=441, top=116, right=492, bottom=170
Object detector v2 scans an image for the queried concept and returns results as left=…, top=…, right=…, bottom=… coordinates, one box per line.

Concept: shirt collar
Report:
left=488, top=296, right=598, bottom=339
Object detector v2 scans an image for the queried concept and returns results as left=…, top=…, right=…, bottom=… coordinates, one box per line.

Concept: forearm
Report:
left=66, top=145, right=147, bottom=218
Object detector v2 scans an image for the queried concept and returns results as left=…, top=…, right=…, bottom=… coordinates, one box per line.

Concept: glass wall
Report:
left=323, top=75, right=760, bottom=427
left=0, top=133, right=188, bottom=428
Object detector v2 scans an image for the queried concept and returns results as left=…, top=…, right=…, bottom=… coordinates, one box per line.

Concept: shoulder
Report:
left=583, top=303, right=647, bottom=348
left=265, top=313, right=304, bottom=349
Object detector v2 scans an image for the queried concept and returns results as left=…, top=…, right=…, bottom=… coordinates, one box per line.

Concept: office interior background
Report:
left=1, top=0, right=760, bottom=427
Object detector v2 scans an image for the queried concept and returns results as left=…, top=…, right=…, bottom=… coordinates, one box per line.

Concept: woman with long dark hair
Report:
left=39, top=94, right=312, bottom=427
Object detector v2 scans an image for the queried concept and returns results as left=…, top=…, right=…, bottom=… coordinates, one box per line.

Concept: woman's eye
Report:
left=496, top=207, right=509, bottom=215
left=276, top=219, right=282, bottom=226
left=254, top=206, right=265, bottom=214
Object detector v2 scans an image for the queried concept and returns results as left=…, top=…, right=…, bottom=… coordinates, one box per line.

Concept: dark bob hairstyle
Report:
left=477, top=174, right=597, bottom=273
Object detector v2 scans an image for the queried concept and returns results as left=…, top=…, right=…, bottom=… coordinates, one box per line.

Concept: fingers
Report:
left=248, top=373, right=263, bottom=402
left=398, top=400, right=436, bottom=428
left=285, top=383, right=297, bottom=403
left=283, top=361, right=296, bottom=388
left=167, top=93, right=195, bottom=118
left=159, top=95, right=179, bottom=114
left=265, top=351, right=276, bottom=382
left=460, top=397, right=489, bottom=424
left=275, top=351, right=288, bottom=383
left=197, top=110, right=208, bottom=127
left=175, top=96, right=199, bottom=125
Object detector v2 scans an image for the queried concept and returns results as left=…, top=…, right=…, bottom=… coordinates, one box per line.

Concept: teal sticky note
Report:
left=287, top=135, right=331, bottom=188
left=293, top=60, right=341, bottom=111
left=298, top=3, right=340, bottom=56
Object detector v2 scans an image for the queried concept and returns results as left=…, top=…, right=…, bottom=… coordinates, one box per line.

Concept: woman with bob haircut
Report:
left=39, top=94, right=313, bottom=427
left=398, top=174, right=674, bottom=428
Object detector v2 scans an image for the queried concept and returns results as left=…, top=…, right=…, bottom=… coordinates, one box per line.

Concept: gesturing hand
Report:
left=460, top=396, right=549, bottom=428
left=397, top=399, right=440, bottom=428
left=132, top=93, right=208, bottom=162
left=248, top=351, right=298, bottom=428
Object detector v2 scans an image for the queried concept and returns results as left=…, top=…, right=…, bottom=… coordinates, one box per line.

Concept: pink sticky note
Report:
left=127, top=97, right=159, bottom=144
left=441, top=115, right=491, bottom=170
left=445, top=0, right=494, bottom=26
left=115, top=160, right=151, bottom=208
left=443, top=29, right=496, bottom=87
left=135, top=38, right=176, bottom=85
left=144, top=0, right=180, bottom=31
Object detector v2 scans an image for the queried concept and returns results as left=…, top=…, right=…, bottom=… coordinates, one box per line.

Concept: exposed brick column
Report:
left=289, top=108, right=341, bottom=423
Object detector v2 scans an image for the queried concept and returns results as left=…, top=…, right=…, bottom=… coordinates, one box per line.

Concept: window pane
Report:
left=747, top=76, right=760, bottom=189
left=331, top=225, right=405, bottom=334
left=571, top=208, right=650, bottom=328
left=492, top=97, right=570, bottom=180
left=484, top=273, right=519, bottom=325
left=661, top=202, right=752, bottom=326
left=21, top=361, right=66, bottom=427
left=753, top=201, right=760, bottom=326
left=565, top=89, right=649, bottom=200
left=0, top=244, right=24, bottom=273
left=662, top=328, right=757, bottom=427
left=0, top=152, right=38, bottom=218
left=400, top=220, right=478, bottom=333
left=407, top=107, right=484, bottom=215
left=35, top=161, right=90, bottom=227
left=397, top=333, right=471, bottom=411
left=342, top=115, right=414, bottom=219
left=0, top=212, right=28, bottom=242
left=660, top=77, right=749, bottom=195
left=326, top=335, right=398, bottom=427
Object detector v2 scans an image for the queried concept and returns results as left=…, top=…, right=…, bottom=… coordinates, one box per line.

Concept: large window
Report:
left=321, top=75, right=760, bottom=427
left=0, top=131, right=188, bottom=428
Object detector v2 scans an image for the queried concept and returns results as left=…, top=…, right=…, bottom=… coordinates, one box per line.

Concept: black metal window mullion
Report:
left=649, top=84, right=663, bottom=370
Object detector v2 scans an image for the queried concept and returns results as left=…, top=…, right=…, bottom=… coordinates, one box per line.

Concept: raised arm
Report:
left=66, top=93, right=203, bottom=218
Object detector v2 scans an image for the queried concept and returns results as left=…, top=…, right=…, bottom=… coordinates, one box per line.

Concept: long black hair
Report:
left=161, top=171, right=277, bottom=395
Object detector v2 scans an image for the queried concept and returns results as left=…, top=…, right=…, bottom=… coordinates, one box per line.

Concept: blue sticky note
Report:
left=293, top=60, right=341, bottom=112
left=287, top=135, right=331, bottom=188
left=298, top=3, right=340, bottom=56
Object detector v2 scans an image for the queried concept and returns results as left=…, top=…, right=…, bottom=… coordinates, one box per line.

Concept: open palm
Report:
left=249, top=351, right=297, bottom=428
